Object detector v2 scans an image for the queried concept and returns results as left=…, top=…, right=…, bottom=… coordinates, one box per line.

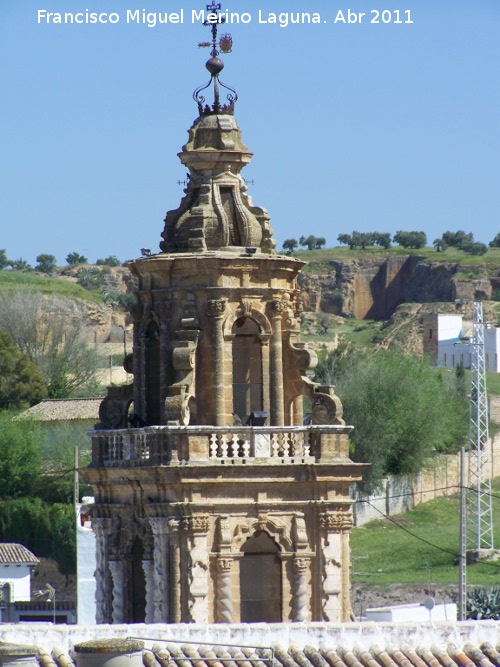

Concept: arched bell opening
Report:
left=232, top=317, right=263, bottom=424
left=240, top=530, right=282, bottom=622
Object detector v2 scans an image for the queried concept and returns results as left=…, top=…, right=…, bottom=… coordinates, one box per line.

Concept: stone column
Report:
left=92, top=518, right=113, bottom=624
left=130, top=302, right=146, bottom=418
left=340, top=511, right=354, bottom=621
left=216, top=557, right=233, bottom=622
left=184, top=515, right=210, bottom=623
left=108, top=560, right=125, bottom=624
left=207, top=299, right=227, bottom=425
left=142, top=559, right=155, bottom=623
left=269, top=300, right=286, bottom=425
left=168, top=518, right=182, bottom=623
left=292, top=557, right=311, bottom=622
left=318, top=511, right=343, bottom=622
left=148, top=517, right=169, bottom=622
left=260, top=337, right=271, bottom=416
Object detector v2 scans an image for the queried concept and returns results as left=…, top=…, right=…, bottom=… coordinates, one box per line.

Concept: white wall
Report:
left=0, top=620, right=499, bottom=652
left=76, top=501, right=97, bottom=625
left=0, top=563, right=32, bottom=601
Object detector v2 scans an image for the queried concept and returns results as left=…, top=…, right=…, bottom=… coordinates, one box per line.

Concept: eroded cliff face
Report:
left=298, top=256, right=493, bottom=320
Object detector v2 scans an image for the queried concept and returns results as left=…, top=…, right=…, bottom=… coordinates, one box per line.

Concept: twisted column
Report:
left=207, top=299, right=227, bottom=425
left=108, top=560, right=124, bottom=623
left=216, top=557, right=233, bottom=622
left=292, top=557, right=311, bottom=622
left=149, top=517, right=169, bottom=622
left=269, top=300, right=286, bottom=425
left=183, top=515, right=210, bottom=623
left=168, top=518, right=182, bottom=622
left=142, top=559, right=155, bottom=623
left=92, top=517, right=112, bottom=624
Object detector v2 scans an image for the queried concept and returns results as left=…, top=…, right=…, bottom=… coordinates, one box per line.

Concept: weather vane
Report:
left=193, top=2, right=238, bottom=116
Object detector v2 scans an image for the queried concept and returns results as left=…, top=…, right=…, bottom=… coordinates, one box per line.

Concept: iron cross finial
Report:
left=198, top=2, right=233, bottom=58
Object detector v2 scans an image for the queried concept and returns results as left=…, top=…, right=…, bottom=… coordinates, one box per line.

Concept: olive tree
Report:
left=315, top=347, right=468, bottom=492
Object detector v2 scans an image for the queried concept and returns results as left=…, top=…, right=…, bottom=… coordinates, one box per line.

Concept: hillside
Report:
left=1, top=247, right=500, bottom=390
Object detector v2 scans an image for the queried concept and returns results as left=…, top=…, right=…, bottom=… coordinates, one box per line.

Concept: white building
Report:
left=0, top=543, right=39, bottom=621
left=423, top=313, right=500, bottom=372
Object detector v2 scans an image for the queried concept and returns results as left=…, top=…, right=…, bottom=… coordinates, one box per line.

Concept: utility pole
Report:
left=466, top=301, right=494, bottom=555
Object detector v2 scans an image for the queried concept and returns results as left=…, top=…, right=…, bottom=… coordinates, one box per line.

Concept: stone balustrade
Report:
left=88, top=425, right=353, bottom=467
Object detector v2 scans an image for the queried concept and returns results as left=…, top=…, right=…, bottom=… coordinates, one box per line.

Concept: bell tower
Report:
left=83, top=5, right=366, bottom=625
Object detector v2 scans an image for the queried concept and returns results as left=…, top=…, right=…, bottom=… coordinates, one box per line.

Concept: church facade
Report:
left=82, top=14, right=366, bottom=625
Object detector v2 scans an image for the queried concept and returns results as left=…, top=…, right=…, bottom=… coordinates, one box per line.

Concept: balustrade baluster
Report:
left=209, top=432, right=218, bottom=458
left=241, top=431, right=250, bottom=458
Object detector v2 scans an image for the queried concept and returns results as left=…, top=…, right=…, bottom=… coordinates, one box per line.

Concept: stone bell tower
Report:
left=83, top=8, right=366, bottom=626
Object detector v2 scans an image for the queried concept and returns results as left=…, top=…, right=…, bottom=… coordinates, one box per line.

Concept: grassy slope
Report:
left=351, top=476, right=500, bottom=586
left=0, top=270, right=102, bottom=304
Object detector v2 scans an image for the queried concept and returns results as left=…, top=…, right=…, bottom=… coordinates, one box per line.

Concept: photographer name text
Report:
left=37, top=8, right=414, bottom=27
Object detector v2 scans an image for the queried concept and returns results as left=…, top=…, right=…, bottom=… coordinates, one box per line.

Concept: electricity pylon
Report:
left=466, top=300, right=494, bottom=552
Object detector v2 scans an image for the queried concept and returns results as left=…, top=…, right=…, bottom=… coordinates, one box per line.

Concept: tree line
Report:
left=0, top=249, right=122, bottom=273
left=281, top=229, right=499, bottom=254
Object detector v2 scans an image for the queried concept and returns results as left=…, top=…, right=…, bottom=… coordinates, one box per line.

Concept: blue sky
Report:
left=1, top=0, right=498, bottom=266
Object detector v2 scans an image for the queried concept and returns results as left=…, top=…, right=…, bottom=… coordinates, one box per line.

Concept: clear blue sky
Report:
left=1, top=0, right=498, bottom=265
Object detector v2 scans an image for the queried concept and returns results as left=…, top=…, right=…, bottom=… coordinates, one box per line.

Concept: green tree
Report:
left=316, top=312, right=335, bottom=335
left=282, top=238, right=298, bottom=254
left=96, top=255, right=121, bottom=267
left=315, top=349, right=468, bottom=492
left=433, top=237, right=448, bottom=252
left=337, top=233, right=356, bottom=249
left=0, top=330, right=46, bottom=409
left=315, top=237, right=326, bottom=249
left=489, top=233, right=500, bottom=248
left=0, top=412, right=42, bottom=499
left=468, top=242, right=488, bottom=256
left=299, top=235, right=317, bottom=250
left=394, top=231, right=427, bottom=249
left=0, top=249, right=9, bottom=269
left=372, top=232, right=392, bottom=249
left=9, top=258, right=32, bottom=270
left=35, top=253, right=57, bottom=274
left=66, top=251, right=88, bottom=266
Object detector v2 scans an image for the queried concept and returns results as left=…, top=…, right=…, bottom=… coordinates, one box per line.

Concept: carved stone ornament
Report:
left=293, top=557, right=310, bottom=574
left=98, top=385, right=133, bottom=429
left=183, top=515, right=210, bottom=534
left=216, top=557, right=233, bottom=573
left=270, top=299, right=287, bottom=316
left=207, top=299, right=227, bottom=317
left=319, top=511, right=353, bottom=532
left=241, top=299, right=253, bottom=317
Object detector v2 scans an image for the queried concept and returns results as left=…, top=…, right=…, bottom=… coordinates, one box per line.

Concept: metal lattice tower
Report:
left=466, top=301, right=494, bottom=551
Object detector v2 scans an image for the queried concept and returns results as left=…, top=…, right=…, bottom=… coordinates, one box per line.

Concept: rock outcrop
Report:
left=298, top=256, right=494, bottom=320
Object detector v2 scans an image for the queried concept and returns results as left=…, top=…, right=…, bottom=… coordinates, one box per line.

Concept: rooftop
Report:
left=16, top=398, right=103, bottom=422
left=0, top=543, right=39, bottom=565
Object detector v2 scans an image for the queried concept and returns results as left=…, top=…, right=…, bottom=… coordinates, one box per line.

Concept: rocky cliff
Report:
left=298, top=256, right=494, bottom=320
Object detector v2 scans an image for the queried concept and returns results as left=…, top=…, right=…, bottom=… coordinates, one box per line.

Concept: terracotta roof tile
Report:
left=0, top=543, right=39, bottom=564
left=17, top=398, right=103, bottom=422
left=5, top=639, right=500, bottom=667
left=478, top=645, right=500, bottom=667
